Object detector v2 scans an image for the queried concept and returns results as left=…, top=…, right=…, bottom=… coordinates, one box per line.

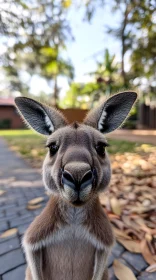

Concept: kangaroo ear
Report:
left=15, top=97, right=68, bottom=135
left=84, top=91, right=137, bottom=134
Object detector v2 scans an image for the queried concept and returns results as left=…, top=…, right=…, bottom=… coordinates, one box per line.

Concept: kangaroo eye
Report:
left=96, top=142, right=108, bottom=157
left=48, top=143, right=59, bottom=156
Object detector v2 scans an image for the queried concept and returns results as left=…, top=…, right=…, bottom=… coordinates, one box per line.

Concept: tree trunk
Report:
left=121, top=3, right=130, bottom=87
left=53, top=75, right=58, bottom=108
left=121, top=36, right=126, bottom=86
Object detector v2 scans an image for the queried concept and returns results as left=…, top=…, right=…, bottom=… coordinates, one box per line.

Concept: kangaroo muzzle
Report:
left=62, top=169, right=94, bottom=191
left=61, top=168, right=95, bottom=205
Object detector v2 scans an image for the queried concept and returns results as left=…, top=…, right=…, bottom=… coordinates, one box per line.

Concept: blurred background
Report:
left=0, top=0, right=155, bottom=129
left=0, top=1, right=156, bottom=278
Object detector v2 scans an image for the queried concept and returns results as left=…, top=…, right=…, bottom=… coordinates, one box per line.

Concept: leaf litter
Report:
left=27, top=197, right=44, bottom=210
left=100, top=150, right=156, bottom=272
left=113, top=259, right=137, bottom=280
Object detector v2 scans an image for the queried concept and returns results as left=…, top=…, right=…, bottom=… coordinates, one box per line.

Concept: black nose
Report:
left=62, top=170, right=76, bottom=189
left=80, top=170, right=94, bottom=189
left=61, top=169, right=94, bottom=190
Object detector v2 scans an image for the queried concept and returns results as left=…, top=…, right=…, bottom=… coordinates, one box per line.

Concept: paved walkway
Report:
left=108, top=129, right=156, bottom=145
left=0, top=138, right=155, bottom=280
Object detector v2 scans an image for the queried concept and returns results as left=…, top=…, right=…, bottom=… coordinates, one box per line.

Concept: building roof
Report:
left=0, top=97, right=15, bottom=106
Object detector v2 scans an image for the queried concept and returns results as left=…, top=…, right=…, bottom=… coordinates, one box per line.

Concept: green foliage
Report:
left=88, top=49, right=121, bottom=95
left=59, top=82, right=99, bottom=108
left=130, top=25, right=155, bottom=81
left=1, top=0, right=155, bottom=106
left=0, top=0, right=74, bottom=101
left=107, top=139, right=141, bottom=154
left=61, top=49, right=123, bottom=109
left=82, top=0, right=155, bottom=97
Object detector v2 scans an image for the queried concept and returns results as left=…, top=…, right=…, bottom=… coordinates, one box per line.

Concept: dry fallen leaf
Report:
left=122, top=215, right=133, bottom=227
left=113, top=227, right=131, bottom=240
left=28, top=197, right=44, bottom=205
left=108, top=213, right=120, bottom=220
left=128, top=205, right=156, bottom=214
left=105, top=150, right=156, bottom=260
left=27, top=204, right=42, bottom=210
left=113, top=259, right=137, bottom=280
left=142, top=199, right=151, bottom=207
left=45, top=191, right=50, bottom=196
left=110, top=197, right=121, bottom=216
left=145, top=233, right=152, bottom=242
left=0, top=177, right=15, bottom=184
left=140, top=239, right=155, bottom=265
left=118, top=239, right=141, bottom=253
left=146, top=263, right=156, bottom=272
left=140, top=224, right=156, bottom=235
left=147, top=240, right=156, bottom=255
left=125, top=228, right=143, bottom=240
left=111, top=219, right=125, bottom=230
left=0, top=190, right=6, bottom=196
left=0, top=228, right=18, bottom=238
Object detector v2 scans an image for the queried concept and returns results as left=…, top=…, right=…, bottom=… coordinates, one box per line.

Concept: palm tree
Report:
left=88, top=49, right=119, bottom=96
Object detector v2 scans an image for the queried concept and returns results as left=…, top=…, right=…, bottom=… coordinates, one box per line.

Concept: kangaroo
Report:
left=15, top=91, right=137, bottom=280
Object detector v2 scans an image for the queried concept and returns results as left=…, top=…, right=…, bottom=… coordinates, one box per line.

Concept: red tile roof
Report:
left=0, top=97, right=15, bottom=106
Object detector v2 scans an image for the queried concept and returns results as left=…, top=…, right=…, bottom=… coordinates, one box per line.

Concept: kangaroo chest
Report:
left=41, top=225, right=96, bottom=280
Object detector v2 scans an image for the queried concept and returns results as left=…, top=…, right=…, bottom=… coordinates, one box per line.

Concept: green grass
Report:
left=107, top=139, right=142, bottom=154
left=0, top=130, right=154, bottom=166
left=0, top=130, right=35, bottom=136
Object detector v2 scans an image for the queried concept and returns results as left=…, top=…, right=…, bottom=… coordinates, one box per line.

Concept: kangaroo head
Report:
left=15, top=92, right=137, bottom=206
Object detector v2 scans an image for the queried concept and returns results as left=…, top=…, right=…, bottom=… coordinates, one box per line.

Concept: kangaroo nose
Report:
left=80, top=170, right=94, bottom=189
left=62, top=170, right=76, bottom=190
left=62, top=169, right=94, bottom=190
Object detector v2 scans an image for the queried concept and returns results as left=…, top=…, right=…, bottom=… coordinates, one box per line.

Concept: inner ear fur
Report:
left=15, top=97, right=68, bottom=135
left=83, top=91, right=137, bottom=134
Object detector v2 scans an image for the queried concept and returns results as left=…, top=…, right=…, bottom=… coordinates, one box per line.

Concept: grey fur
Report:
left=84, top=91, right=137, bottom=133
left=15, top=91, right=137, bottom=280
left=15, top=97, right=67, bottom=135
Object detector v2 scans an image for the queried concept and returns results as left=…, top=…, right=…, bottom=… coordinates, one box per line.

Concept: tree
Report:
left=88, top=49, right=120, bottom=95
left=0, top=0, right=74, bottom=105
left=130, top=2, right=156, bottom=99
left=111, top=0, right=155, bottom=89
left=60, top=82, right=99, bottom=109
left=81, top=0, right=155, bottom=90
left=61, top=49, right=122, bottom=109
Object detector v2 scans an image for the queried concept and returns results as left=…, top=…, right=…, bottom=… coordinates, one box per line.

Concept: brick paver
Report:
left=0, top=249, right=25, bottom=274
left=0, top=237, right=20, bottom=255
left=0, top=137, right=155, bottom=279
left=2, top=265, right=26, bottom=280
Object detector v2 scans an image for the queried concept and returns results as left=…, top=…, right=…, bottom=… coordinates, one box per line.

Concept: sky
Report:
left=66, top=4, right=121, bottom=79
left=30, top=3, right=122, bottom=97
